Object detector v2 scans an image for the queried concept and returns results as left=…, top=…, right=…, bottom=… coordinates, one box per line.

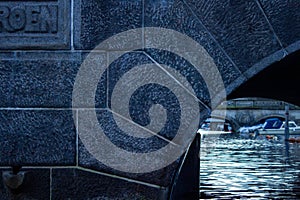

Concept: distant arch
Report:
left=256, top=115, right=285, bottom=124
left=210, top=114, right=240, bottom=132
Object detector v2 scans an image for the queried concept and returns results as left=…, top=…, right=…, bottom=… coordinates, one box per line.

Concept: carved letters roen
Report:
left=0, top=5, right=58, bottom=33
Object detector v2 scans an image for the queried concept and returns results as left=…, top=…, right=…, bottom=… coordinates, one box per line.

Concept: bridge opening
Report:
left=200, top=49, right=300, bottom=198
left=228, top=49, right=300, bottom=107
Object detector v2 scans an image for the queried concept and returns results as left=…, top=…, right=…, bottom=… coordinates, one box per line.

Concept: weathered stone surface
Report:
left=107, top=51, right=157, bottom=107
left=107, top=50, right=210, bottom=111
left=143, top=49, right=211, bottom=105
left=79, top=138, right=179, bottom=187
left=106, top=50, right=201, bottom=128
left=78, top=56, right=202, bottom=184
left=0, top=59, right=80, bottom=108
left=0, top=110, right=76, bottom=166
left=16, top=51, right=81, bottom=61
left=77, top=107, right=195, bottom=168
left=0, top=52, right=15, bottom=59
left=0, top=168, right=50, bottom=200
left=0, top=63, right=12, bottom=107
left=259, top=0, right=300, bottom=49
left=51, top=168, right=167, bottom=199
left=74, top=0, right=142, bottom=50
left=144, top=0, right=243, bottom=95
left=0, top=0, right=70, bottom=50
left=1, top=0, right=299, bottom=199
left=72, top=51, right=108, bottom=108
left=184, top=0, right=282, bottom=72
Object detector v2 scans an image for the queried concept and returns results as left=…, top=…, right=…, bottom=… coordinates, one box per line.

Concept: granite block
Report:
left=0, top=168, right=50, bottom=200
left=259, top=0, right=300, bottom=49
left=16, top=51, right=82, bottom=61
left=144, top=0, right=242, bottom=95
left=78, top=138, right=179, bottom=187
left=106, top=51, right=154, bottom=108
left=0, top=110, right=76, bottom=166
left=51, top=168, right=167, bottom=200
left=143, top=49, right=211, bottom=105
left=78, top=59, right=202, bottom=183
left=70, top=51, right=108, bottom=108
left=0, top=62, right=13, bottom=107
left=184, top=0, right=282, bottom=72
left=0, top=59, right=81, bottom=108
left=74, top=0, right=143, bottom=50
left=107, top=50, right=211, bottom=109
left=77, top=107, right=198, bottom=172
left=0, top=52, right=15, bottom=60
left=106, top=50, right=201, bottom=135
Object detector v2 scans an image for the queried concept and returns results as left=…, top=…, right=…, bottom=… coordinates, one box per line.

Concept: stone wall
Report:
left=1, top=0, right=300, bottom=199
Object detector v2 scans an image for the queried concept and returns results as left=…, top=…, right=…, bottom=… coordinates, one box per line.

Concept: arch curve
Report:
left=229, top=46, right=300, bottom=107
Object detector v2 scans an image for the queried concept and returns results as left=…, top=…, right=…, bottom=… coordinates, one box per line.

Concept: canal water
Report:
left=200, top=135, right=300, bottom=199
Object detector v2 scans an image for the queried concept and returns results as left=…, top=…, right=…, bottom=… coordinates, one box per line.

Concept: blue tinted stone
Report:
left=74, top=0, right=143, bottom=50
left=259, top=0, right=300, bottom=49
left=184, top=0, right=282, bottom=72
left=144, top=0, right=243, bottom=93
left=78, top=138, right=179, bottom=187
left=0, top=110, right=76, bottom=165
left=51, top=168, right=168, bottom=199
left=0, top=59, right=80, bottom=108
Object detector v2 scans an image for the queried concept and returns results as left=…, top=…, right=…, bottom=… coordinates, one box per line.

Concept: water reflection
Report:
left=200, top=136, right=300, bottom=199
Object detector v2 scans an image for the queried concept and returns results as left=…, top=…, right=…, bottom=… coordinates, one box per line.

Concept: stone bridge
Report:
left=212, top=99, right=300, bottom=130
left=213, top=108, right=300, bottom=130
left=1, top=0, right=300, bottom=199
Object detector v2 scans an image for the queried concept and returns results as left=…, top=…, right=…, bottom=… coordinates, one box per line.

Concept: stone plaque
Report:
left=0, top=0, right=70, bottom=49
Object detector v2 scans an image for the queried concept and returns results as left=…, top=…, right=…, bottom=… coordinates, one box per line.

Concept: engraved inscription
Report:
left=0, top=5, right=58, bottom=33
left=0, top=1, right=70, bottom=50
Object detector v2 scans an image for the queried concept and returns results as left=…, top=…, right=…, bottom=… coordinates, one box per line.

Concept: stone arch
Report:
left=210, top=113, right=240, bottom=132
left=255, top=115, right=286, bottom=124
left=228, top=46, right=300, bottom=107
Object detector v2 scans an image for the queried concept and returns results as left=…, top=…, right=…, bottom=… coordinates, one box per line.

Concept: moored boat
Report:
left=257, top=118, right=300, bottom=136
left=197, top=118, right=233, bottom=137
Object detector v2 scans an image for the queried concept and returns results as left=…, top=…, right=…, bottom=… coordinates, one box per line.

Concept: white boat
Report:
left=197, top=118, right=233, bottom=136
left=197, top=129, right=232, bottom=135
left=257, top=118, right=300, bottom=135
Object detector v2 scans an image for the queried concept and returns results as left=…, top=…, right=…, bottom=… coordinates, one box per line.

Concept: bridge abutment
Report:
left=1, top=0, right=300, bottom=199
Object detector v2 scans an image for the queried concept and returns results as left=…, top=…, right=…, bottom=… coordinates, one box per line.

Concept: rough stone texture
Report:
left=0, top=168, right=50, bottom=200
left=258, top=0, right=300, bottom=49
left=184, top=0, right=282, bottom=72
left=0, top=0, right=70, bottom=50
left=0, top=59, right=80, bottom=108
left=78, top=125, right=180, bottom=187
left=74, top=0, right=143, bottom=50
left=0, top=0, right=300, bottom=199
left=0, top=52, right=15, bottom=59
left=106, top=50, right=201, bottom=133
left=144, top=0, right=243, bottom=95
left=143, top=49, right=211, bottom=105
left=51, top=168, right=168, bottom=200
left=77, top=107, right=198, bottom=179
left=0, top=110, right=76, bottom=166
left=106, top=51, right=204, bottom=114
left=73, top=51, right=107, bottom=108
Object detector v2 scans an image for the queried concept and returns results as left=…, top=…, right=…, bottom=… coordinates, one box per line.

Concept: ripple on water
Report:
left=200, top=137, right=300, bottom=199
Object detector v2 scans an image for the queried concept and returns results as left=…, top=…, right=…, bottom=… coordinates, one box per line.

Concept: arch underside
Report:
left=227, top=43, right=300, bottom=107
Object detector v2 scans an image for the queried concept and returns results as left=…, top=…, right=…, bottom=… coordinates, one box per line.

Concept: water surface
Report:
left=200, top=136, right=300, bottom=199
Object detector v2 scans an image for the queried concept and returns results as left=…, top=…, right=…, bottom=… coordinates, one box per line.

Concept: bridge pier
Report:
left=1, top=0, right=300, bottom=199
